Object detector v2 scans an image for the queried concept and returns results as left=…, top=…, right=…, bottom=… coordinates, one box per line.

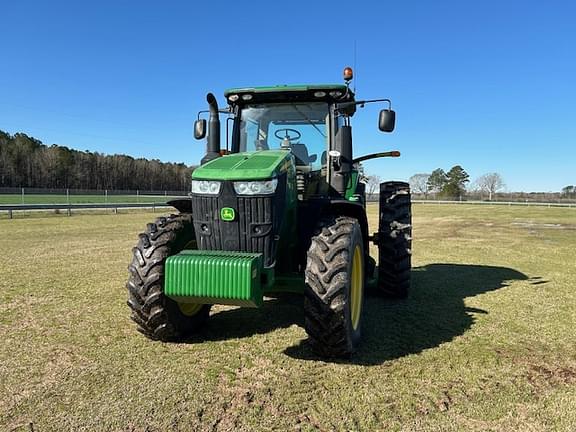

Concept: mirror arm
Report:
left=336, top=98, right=392, bottom=111
left=197, top=108, right=234, bottom=120
left=352, top=151, right=400, bottom=165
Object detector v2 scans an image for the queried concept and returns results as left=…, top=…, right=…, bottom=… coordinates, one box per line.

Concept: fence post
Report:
left=137, top=190, right=139, bottom=203
left=67, top=188, right=70, bottom=205
left=67, top=206, right=71, bottom=217
left=105, top=189, right=108, bottom=204
left=21, top=187, right=24, bottom=204
left=8, top=209, right=13, bottom=219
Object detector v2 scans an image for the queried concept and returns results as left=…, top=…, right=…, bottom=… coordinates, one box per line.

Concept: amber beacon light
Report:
left=343, top=66, right=354, bottom=82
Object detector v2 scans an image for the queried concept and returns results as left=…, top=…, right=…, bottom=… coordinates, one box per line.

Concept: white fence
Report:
left=1, top=202, right=172, bottom=219
left=411, top=200, right=575, bottom=208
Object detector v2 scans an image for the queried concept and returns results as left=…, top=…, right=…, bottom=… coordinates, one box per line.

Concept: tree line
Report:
left=0, top=130, right=194, bottom=191
left=410, top=168, right=574, bottom=201
left=409, top=165, right=473, bottom=200
left=360, top=166, right=497, bottom=200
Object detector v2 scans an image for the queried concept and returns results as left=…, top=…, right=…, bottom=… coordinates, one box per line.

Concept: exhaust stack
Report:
left=201, top=93, right=221, bottom=165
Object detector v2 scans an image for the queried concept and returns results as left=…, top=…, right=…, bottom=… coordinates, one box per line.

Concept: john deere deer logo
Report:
left=220, top=207, right=235, bottom=221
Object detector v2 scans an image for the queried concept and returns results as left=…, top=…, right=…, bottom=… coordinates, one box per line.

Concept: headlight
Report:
left=191, top=180, right=222, bottom=195
left=233, top=179, right=278, bottom=195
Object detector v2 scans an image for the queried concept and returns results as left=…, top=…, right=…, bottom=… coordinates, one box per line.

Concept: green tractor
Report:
left=126, top=68, right=411, bottom=358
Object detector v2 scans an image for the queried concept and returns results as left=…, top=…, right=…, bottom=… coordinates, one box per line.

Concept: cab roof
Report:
left=224, top=84, right=354, bottom=105
left=224, top=84, right=348, bottom=95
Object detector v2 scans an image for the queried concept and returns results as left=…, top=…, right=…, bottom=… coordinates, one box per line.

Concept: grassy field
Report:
left=1, top=204, right=575, bottom=431
left=0, top=194, right=184, bottom=205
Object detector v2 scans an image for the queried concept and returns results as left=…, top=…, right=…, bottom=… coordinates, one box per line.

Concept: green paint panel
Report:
left=165, top=250, right=263, bottom=307
left=200, top=156, right=242, bottom=170
left=238, top=154, right=282, bottom=170
left=192, top=150, right=291, bottom=181
left=345, top=170, right=360, bottom=199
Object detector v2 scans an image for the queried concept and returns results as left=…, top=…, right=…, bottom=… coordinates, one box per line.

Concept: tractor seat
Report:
left=290, top=143, right=310, bottom=166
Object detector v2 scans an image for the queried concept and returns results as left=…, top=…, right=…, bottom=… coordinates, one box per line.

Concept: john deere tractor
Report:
left=126, top=68, right=411, bottom=358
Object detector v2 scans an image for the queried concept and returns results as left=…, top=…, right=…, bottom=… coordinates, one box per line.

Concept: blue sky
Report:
left=1, top=1, right=574, bottom=192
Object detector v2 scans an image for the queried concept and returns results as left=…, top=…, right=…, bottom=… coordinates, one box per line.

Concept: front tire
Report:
left=304, top=216, right=365, bottom=358
left=126, top=213, right=211, bottom=341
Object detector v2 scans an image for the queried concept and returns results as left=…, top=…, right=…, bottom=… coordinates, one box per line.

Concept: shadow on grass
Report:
left=190, top=263, right=529, bottom=365
left=190, top=293, right=304, bottom=342
left=286, top=263, right=529, bottom=365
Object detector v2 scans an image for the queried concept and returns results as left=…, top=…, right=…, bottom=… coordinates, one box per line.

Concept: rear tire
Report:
left=126, top=213, right=211, bottom=341
left=377, top=181, right=412, bottom=298
left=304, top=216, right=365, bottom=358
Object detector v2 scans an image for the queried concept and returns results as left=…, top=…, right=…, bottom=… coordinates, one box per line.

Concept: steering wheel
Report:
left=274, top=128, right=301, bottom=142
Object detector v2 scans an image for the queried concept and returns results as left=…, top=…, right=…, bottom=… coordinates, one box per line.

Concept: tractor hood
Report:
left=192, top=150, right=293, bottom=181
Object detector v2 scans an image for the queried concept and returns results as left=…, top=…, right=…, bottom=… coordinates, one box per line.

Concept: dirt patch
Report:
left=526, top=364, right=576, bottom=388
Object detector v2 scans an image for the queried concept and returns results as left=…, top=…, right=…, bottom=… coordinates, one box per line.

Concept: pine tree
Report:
left=443, top=165, right=469, bottom=199
left=427, top=168, right=447, bottom=194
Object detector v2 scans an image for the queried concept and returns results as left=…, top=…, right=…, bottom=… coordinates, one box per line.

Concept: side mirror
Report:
left=309, top=154, right=318, bottom=163
left=378, top=109, right=396, bottom=132
left=194, top=119, right=207, bottom=139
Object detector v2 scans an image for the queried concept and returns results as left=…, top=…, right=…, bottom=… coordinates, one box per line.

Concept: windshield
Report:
left=237, top=102, right=329, bottom=171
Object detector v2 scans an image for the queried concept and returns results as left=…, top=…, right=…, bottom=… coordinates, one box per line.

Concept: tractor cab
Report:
left=225, top=85, right=350, bottom=200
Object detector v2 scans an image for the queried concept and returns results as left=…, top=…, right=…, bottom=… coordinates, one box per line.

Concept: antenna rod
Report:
left=353, top=40, right=357, bottom=93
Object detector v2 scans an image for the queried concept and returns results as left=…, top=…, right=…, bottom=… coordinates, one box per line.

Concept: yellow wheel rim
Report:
left=350, top=245, right=363, bottom=331
left=178, top=302, right=202, bottom=317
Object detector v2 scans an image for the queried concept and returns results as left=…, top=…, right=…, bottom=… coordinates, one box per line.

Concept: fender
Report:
left=322, top=199, right=370, bottom=254
left=167, top=198, right=192, bottom=213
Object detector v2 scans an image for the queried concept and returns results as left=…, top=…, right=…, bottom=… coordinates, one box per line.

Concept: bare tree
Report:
left=366, top=175, right=381, bottom=199
left=562, top=185, right=575, bottom=198
left=475, top=172, right=505, bottom=201
left=409, top=173, right=430, bottom=198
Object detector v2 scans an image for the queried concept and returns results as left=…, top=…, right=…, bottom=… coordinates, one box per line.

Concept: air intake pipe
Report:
left=331, top=125, right=353, bottom=195
left=201, top=93, right=221, bottom=165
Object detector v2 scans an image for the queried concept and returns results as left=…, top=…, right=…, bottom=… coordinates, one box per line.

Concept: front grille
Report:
left=237, top=196, right=274, bottom=261
left=190, top=182, right=281, bottom=267
left=191, top=195, right=223, bottom=250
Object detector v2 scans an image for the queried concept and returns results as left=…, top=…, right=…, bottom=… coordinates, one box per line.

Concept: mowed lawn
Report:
left=1, top=204, right=575, bottom=431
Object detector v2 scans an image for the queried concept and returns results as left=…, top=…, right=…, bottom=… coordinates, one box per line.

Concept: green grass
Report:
left=1, top=204, right=575, bottom=431
left=0, top=194, right=183, bottom=205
